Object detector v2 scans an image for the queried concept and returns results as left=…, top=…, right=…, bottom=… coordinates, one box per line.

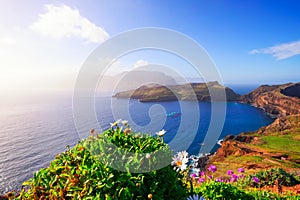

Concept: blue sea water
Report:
left=0, top=86, right=273, bottom=194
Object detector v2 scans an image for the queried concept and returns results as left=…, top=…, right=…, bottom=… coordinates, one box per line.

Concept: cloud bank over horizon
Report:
left=250, top=40, right=300, bottom=60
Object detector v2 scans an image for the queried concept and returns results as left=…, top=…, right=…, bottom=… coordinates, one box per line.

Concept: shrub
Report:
left=18, top=122, right=188, bottom=199
left=245, top=168, right=300, bottom=188
left=193, top=181, right=253, bottom=200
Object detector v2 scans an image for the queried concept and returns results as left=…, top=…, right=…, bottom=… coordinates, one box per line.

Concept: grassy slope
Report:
left=210, top=115, right=300, bottom=177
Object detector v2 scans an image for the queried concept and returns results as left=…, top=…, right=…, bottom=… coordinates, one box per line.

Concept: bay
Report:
left=0, top=88, right=274, bottom=194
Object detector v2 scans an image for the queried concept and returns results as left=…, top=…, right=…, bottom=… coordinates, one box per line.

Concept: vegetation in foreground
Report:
left=3, top=120, right=300, bottom=199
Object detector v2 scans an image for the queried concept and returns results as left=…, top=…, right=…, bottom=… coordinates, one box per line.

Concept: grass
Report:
left=259, top=135, right=300, bottom=152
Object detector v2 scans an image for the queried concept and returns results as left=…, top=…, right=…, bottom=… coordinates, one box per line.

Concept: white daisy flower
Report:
left=121, top=120, right=128, bottom=126
left=145, top=153, right=151, bottom=159
left=171, top=151, right=189, bottom=171
left=110, top=119, right=122, bottom=127
left=156, top=129, right=166, bottom=137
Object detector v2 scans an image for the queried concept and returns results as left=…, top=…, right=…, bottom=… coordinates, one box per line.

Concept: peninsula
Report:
left=113, top=81, right=240, bottom=102
left=239, top=82, right=300, bottom=116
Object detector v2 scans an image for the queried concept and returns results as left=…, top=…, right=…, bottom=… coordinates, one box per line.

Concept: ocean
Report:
left=0, top=85, right=274, bottom=194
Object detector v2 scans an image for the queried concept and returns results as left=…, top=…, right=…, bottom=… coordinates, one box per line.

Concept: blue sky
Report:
left=0, top=0, right=300, bottom=92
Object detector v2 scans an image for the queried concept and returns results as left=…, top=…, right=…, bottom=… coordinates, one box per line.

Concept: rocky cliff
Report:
left=113, top=81, right=240, bottom=102
left=239, top=82, right=300, bottom=116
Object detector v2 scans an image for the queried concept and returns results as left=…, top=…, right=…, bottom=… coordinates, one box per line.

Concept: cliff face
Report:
left=113, top=82, right=240, bottom=102
left=239, top=82, right=300, bottom=116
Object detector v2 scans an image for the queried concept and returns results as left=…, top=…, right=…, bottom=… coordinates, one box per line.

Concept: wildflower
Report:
left=124, top=128, right=131, bottom=134
left=110, top=119, right=121, bottom=127
left=227, top=170, right=234, bottom=175
left=191, top=173, right=197, bottom=178
left=208, top=175, right=212, bottom=179
left=230, top=174, right=238, bottom=182
left=253, top=176, right=259, bottom=183
left=238, top=168, right=245, bottom=173
left=145, top=153, right=151, bottom=159
left=190, top=167, right=200, bottom=176
left=200, top=171, right=205, bottom=176
left=177, top=150, right=188, bottom=159
left=187, top=194, right=205, bottom=200
left=198, top=177, right=205, bottom=183
left=156, top=129, right=166, bottom=137
left=238, top=174, right=245, bottom=179
left=121, top=120, right=128, bottom=126
left=171, top=151, right=189, bottom=172
left=216, top=178, right=224, bottom=182
left=207, top=164, right=217, bottom=172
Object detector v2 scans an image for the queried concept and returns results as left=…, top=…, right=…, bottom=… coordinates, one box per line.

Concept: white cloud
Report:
left=0, top=37, right=16, bottom=45
left=31, top=4, right=109, bottom=43
left=133, top=59, right=149, bottom=68
left=250, top=40, right=300, bottom=60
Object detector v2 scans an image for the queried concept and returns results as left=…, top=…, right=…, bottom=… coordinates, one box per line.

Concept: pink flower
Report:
left=238, top=174, right=245, bottom=179
left=253, top=176, right=259, bottom=183
left=230, top=174, right=238, bottom=182
left=216, top=178, right=224, bottom=182
left=238, top=168, right=245, bottom=173
left=200, top=171, right=205, bottom=176
left=227, top=170, right=233, bottom=175
left=207, top=165, right=217, bottom=172
left=198, top=178, right=205, bottom=183
left=191, top=173, right=197, bottom=178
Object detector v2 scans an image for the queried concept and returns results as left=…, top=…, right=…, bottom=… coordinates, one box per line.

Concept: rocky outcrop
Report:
left=113, top=82, right=240, bottom=102
left=239, top=82, right=300, bottom=116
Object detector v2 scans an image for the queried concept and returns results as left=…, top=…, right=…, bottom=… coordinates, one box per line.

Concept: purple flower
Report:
left=198, top=178, right=205, bottom=183
left=216, top=178, right=224, bottom=182
left=227, top=170, right=234, bottom=175
left=208, top=175, right=212, bottom=179
left=200, top=171, right=205, bottom=176
left=253, top=176, right=259, bottom=183
left=207, top=165, right=217, bottom=172
left=230, top=174, right=238, bottom=182
left=238, top=174, right=245, bottom=179
left=191, top=173, right=197, bottom=178
left=238, top=168, right=245, bottom=173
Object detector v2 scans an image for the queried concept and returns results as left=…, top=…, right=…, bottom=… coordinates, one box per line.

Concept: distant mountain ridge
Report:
left=113, top=81, right=240, bottom=102
left=98, top=70, right=178, bottom=92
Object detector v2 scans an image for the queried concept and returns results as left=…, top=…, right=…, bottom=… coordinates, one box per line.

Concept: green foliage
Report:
left=192, top=181, right=300, bottom=200
left=245, top=168, right=300, bottom=188
left=18, top=125, right=188, bottom=199
left=193, top=181, right=253, bottom=200
left=246, top=189, right=300, bottom=200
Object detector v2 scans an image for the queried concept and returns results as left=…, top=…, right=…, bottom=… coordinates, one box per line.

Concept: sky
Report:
left=0, top=0, right=300, bottom=94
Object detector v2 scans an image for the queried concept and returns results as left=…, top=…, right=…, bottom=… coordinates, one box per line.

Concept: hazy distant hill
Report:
left=97, top=70, right=179, bottom=92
